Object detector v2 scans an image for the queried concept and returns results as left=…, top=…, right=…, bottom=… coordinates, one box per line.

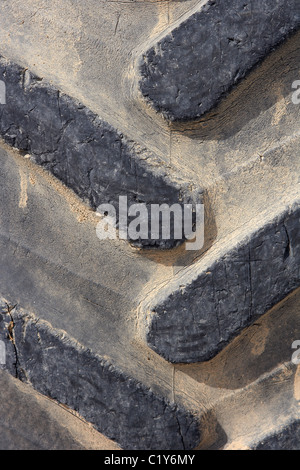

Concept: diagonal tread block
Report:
left=251, top=419, right=300, bottom=450
left=0, top=56, right=202, bottom=248
left=0, top=301, right=200, bottom=450
left=141, top=203, right=300, bottom=363
left=0, top=369, right=121, bottom=450
left=139, top=0, right=300, bottom=121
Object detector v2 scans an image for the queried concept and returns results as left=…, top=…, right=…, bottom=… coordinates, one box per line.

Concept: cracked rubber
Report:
left=0, top=56, right=202, bottom=249
left=142, top=202, right=300, bottom=363
left=0, top=368, right=120, bottom=450
left=0, top=300, right=200, bottom=451
left=0, top=0, right=299, bottom=450
left=139, top=0, right=300, bottom=121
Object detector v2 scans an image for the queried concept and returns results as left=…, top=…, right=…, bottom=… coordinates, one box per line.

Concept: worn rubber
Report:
left=139, top=0, right=300, bottom=121
left=0, top=0, right=299, bottom=450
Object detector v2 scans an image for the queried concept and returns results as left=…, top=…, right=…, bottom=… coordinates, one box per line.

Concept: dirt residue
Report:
left=249, top=324, right=270, bottom=356
left=18, top=168, right=28, bottom=209
left=11, top=144, right=98, bottom=226
left=271, top=84, right=287, bottom=126
left=294, top=365, right=300, bottom=402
